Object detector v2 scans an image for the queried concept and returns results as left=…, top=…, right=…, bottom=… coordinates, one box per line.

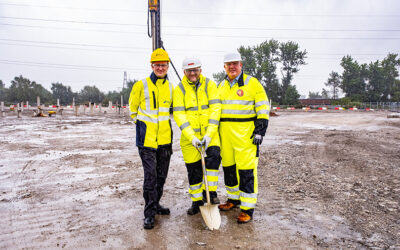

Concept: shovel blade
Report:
left=200, top=204, right=221, bottom=230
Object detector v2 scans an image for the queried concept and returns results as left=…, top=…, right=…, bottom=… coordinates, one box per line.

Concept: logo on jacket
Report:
left=237, top=89, right=244, bottom=97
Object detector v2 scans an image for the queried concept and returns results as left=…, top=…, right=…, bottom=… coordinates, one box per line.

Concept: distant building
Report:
left=299, top=99, right=332, bottom=106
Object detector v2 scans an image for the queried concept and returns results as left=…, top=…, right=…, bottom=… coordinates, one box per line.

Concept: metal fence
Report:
left=361, top=102, right=400, bottom=112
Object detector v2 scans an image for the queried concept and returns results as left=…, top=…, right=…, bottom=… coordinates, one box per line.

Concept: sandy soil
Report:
left=0, top=109, right=399, bottom=249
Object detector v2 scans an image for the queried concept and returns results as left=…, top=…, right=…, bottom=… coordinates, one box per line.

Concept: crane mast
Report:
left=148, top=0, right=162, bottom=50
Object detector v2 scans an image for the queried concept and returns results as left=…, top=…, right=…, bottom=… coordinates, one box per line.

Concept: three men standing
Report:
left=129, top=48, right=174, bottom=229
left=173, top=57, right=222, bottom=215
left=129, top=49, right=270, bottom=228
left=218, top=52, right=270, bottom=223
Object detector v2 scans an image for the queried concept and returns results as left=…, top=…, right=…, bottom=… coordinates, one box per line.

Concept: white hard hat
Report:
left=223, top=52, right=242, bottom=63
left=182, top=57, right=202, bottom=70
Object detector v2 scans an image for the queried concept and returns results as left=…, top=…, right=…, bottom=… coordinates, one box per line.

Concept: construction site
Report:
left=0, top=107, right=399, bottom=249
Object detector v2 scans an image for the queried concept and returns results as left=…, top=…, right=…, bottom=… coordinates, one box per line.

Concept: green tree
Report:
left=325, top=71, right=340, bottom=99
left=339, top=56, right=367, bottom=101
left=51, top=82, right=75, bottom=106
left=0, top=80, right=7, bottom=102
left=212, top=71, right=226, bottom=84
left=122, top=79, right=136, bottom=105
left=321, top=88, right=330, bottom=99
left=308, top=91, right=322, bottom=99
left=77, top=85, right=105, bottom=104
left=284, top=85, right=300, bottom=105
left=279, top=41, right=307, bottom=104
left=103, top=90, right=120, bottom=106
left=366, top=60, right=385, bottom=102
left=391, top=79, right=400, bottom=101
left=104, top=79, right=137, bottom=106
left=7, top=75, right=52, bottom=104
left=239, top=39, right=281, bottom=103
left=381, top=53, right=400, bottom=101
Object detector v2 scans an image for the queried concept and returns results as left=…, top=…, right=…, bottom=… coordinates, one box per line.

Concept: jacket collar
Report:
left=225, top=71, right=244, bottom=87
left=183, top=74, right=203, bottom=88
left=150, top=72, right=167, bottom=85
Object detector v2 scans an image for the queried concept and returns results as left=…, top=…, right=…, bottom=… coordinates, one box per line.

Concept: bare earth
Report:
left=0, top=109, right=399, bottom=249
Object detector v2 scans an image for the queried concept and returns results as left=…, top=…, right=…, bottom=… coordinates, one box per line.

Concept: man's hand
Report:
left=192, top=137, right=202, bottom=148
left=252, top=134, right=263, bottom=145
left=201, top=136, right=211, bottom=150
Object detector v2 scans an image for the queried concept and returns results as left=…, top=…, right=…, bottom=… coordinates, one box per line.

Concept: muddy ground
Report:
left=0, top=109, right=399, bottom=249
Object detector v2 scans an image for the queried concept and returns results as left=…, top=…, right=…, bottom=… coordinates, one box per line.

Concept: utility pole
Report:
left=149, top=0, right=162, bottom=50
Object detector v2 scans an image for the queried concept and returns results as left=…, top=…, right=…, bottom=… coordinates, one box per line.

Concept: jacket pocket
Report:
left=136, top=120, right=147, bottom=147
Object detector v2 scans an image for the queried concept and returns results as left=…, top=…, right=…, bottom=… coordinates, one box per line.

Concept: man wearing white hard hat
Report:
left=217, top=52, right=270, bottom=223
left=173, top=57, right=222, bottom=215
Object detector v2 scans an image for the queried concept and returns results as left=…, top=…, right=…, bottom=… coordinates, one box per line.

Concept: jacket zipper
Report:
left=152, top=91, right=156, bottom=109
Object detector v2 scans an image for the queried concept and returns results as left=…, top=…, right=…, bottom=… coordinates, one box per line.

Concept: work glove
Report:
left=191, top=137, right=202, bottom=148
left=201, top=136, right=211, bottom=150
left=251, top=134, right=263, bottom=145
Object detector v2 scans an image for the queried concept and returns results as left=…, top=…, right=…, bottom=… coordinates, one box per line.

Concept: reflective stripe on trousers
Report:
left=188, top=183, right=203, bottom=201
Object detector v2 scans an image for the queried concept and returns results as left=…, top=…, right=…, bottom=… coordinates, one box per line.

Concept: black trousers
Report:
left=138, top=146, right=172, bottom=218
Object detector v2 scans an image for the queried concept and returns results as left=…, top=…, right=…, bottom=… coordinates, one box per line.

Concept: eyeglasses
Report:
left=185, top=68, right=200, bottom=73
left=153, top=63, right=168, bottom=68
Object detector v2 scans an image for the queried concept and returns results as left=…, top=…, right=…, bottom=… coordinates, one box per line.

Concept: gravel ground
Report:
left=0, top=109, right=399, bottom=249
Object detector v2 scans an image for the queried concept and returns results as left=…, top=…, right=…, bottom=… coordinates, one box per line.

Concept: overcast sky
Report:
left=1, top=0, right=399, bottom=97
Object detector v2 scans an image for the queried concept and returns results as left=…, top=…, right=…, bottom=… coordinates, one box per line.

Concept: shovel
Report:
left=197, top=145, right=221, bottom=230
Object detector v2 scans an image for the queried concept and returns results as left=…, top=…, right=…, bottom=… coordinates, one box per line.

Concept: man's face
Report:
left=151, top=61, right=169, bottom=78
left=224, top=61, right=242, bottom=80
left=184, top=67, right=202, bottom=83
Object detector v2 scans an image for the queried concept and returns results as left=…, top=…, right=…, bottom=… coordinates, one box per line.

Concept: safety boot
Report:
left=218, top=200, right=239, bottom=211
left=143, top=217, right=155, bottom=229
left=202, top=191, right=220, bottom=204
left=237, top=212, right=252, bottom=224
left=187, top=201, right=204, bottom=215
left=156, top=204, right=170, bottom=215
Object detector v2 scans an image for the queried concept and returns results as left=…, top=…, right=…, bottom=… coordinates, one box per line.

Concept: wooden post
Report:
left=37, top=96, right=41, bottom=108
left=90, top=102, right=94, bottom=114
left=72, top=97, right=75, bottom=109
left=75, top=105, right=78, bottom=116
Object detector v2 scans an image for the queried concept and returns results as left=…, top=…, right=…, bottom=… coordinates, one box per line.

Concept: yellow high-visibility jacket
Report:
left=173, top=75, right=221, bottom=143
left=129, top=74, right=173, bottom=149
left=218, top=73, right=270, bottom=123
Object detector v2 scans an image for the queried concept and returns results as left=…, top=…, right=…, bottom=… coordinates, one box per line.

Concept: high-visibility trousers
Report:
left=219, top=121, right=259, bottom=214
left=181, top=140, right=221, bottom=202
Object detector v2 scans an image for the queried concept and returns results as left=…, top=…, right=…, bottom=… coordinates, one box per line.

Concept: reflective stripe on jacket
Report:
left=218, top=73, right=270, bottom=122
left=129, top=76, right=173, bottom=149
left=173, top=74, right=221, bottom=142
